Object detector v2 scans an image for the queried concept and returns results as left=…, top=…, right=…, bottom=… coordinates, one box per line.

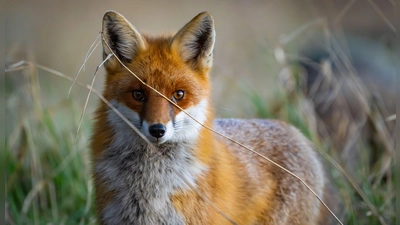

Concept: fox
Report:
left=91, top=11, right=340, bottom=225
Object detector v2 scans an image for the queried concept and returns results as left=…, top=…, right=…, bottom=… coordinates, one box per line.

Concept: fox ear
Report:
left=101, top=11, right=146, bottom=71
left=171, top=12, right=215, bottom=71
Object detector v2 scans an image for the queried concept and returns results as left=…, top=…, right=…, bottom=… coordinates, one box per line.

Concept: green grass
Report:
left=5, top=69, right=96, bottom=225
left=5, top=59, right=395, bottom=225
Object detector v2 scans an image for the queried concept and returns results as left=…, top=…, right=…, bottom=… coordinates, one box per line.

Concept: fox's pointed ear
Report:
left=171, top=12, right=215, bottom=72
left=101, top=11, right=146, bottom=71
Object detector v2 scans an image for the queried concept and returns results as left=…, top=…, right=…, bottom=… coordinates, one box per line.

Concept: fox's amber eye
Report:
left=173, top=90, right=185, bottom=100
left=132, top=91, right=145, bottom=101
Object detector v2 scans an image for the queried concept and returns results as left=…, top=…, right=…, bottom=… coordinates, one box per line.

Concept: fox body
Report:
left=91, top=11, right=338, bottom=225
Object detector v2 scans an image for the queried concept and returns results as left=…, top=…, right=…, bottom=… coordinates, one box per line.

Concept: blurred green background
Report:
left=5, top=0, right=395, bottom=224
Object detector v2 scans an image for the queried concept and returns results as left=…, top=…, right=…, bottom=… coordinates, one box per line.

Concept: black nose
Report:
left=149, top=124, right=166, bottom=138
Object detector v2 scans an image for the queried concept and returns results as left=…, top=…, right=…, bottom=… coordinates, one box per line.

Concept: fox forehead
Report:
left=106, top=34, right=209, bottom=90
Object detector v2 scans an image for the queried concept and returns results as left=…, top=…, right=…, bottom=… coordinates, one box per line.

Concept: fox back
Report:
left=91, top=11, right=339, bottom=225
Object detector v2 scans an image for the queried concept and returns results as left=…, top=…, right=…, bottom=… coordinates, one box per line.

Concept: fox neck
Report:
left=95, top=102, right=214, bottom=224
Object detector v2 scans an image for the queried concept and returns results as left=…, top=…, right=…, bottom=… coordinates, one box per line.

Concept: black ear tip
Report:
left=103, top=10, right=122, bottom=21
left=197, top=11, right=214, bottom=22
left=198, top=11, right=212, bottom=17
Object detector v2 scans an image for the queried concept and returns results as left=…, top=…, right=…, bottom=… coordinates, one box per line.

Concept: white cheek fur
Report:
left=106, top=100, right=144, bottom=147
left=170, top=99, right=209, bottom=143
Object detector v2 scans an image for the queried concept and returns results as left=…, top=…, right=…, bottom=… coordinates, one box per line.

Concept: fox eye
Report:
left=132, top=90, right=145, bottom=101
left=173, top=90, right=185, bottom=101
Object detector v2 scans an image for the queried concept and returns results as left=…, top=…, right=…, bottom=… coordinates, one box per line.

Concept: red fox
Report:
left=91, top=11, right=339, bottom=225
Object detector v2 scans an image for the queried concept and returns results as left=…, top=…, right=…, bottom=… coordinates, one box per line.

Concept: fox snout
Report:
left=114, top=99, right=210, bottom=145
left=148, top=124, right=167, bottom=138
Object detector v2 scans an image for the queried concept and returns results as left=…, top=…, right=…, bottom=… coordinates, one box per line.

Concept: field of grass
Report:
left=4, top=2, right=396, bottom=222
left=5, top=52, right=395, bottom=225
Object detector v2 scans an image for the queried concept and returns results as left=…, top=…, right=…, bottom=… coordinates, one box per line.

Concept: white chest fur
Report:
left=96, top=102, right=206, bottom=225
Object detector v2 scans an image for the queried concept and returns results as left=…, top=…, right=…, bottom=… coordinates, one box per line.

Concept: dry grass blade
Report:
left=386, top=0, right=395, bottom=6
left=334, top=0, right=357, bottom=25
left=385, top=114, right=395, bottom=122
left=21, top=180, right=46, bottom=215
left=327, top=37, right=371, bottom=114
left=366, top=0, right=395, bottom=32
left=370, top=102, right=395, bottom=155
left=317, top=145, right=388, bottom=225
left=48, top=182, right=58, bottom=222
left=101, top=34, right=343, bottom=225
left=68, top=32, right=102, bottom=97
left=80, top=179, right=94, bottom=225
left=75, top=53, right=113, bottom=141
left=279, top=18, right=325, bottom=45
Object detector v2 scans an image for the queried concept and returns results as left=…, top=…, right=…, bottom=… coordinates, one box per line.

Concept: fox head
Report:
left=100, top=11, right=215, bottom=145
